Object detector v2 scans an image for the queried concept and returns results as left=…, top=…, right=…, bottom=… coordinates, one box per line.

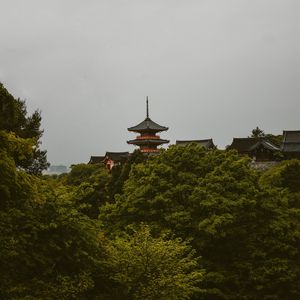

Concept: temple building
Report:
left=176, top=139, right=215, bottom=149
left=103, top=151, right=129, bottom=170
left=281, top=130, right=300, bottom=159
left=227, top=137, right=280, bottom=161
left=88, top=152, right=129, bottom=170
left=88, top=156, right=105, bottom=164
left=127, top=98, right=169, bottom=153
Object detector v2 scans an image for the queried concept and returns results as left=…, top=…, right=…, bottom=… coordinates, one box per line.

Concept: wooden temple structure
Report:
left=127, top=98, right=169, bottom=153
left=176, top=139, right=215, bottom=149
left=227, top=138, right=280, bottom=161
left=87, top=97, right=300, bottom=169
left=88, top=152, right=129, bottom=170
left=103, top=151, right=129, bottom=170
left=282, top=130, right=300, bottom=159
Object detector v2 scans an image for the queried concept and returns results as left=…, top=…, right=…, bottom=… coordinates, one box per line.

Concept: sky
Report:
left=0, top=0, right=299, bottom=166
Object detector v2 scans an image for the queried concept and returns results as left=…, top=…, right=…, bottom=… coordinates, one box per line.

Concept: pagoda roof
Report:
left=176, top=139, right=215, bottom=149
left=227, top=138, right=279, bottom=152
left=282, top=130, right=300, bottom=152
left=128, top=98, right=168, bottom=133
left=128, top=117, right=168, bottom=133
left=127, top=138, right=169, bottom=146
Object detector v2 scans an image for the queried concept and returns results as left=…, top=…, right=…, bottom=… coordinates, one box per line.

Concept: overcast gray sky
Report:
left=0, top=0, right=299, bottom=166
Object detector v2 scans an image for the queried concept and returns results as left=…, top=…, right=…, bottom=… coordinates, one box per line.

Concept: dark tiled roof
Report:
left=127, top=138, right=169, bottom=145
left=282, top=130, right=300, bottom=152
left=88, top=156, right=105, bottom=164
left=227, top=138, right=279, bottom=152
left=104, top=152, right=130, bottom=162
left=176, top=139, right=215, bottom=149
left=227, top=138, right=257, bottom=152
left=283, top=130, right=300, bottom=143
left=128, top=117, right=168, bottom=133
left=255, top=140, right=280, bottom=151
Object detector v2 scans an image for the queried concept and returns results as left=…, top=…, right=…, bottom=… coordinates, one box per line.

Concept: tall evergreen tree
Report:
left=0, top=83, right=48, bottom=174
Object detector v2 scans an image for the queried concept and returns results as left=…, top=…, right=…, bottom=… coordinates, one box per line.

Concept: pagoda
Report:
left=127, top=97, right=169, bottom=153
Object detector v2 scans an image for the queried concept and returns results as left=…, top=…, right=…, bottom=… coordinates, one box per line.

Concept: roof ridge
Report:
left=176, top=139, right=212, bottom=142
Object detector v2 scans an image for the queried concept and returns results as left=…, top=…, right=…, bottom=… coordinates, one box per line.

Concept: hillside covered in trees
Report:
left=1, top=83, right=300, bottom=299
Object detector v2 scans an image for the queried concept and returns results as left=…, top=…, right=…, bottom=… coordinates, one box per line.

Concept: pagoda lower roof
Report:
left=127, top=138, right=169, bottom=146
left=128, top=117, right=168, bottom=133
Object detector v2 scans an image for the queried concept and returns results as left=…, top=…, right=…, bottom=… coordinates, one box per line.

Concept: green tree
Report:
left=62, top=163, right=111, bottom=218
left=0, top=131, right=35, bottom=208
left=101, top=144, right=300, bottom=299
left=260, top=159, right=300, bottom=193
left=101, top=145, right=242, bottom=235
left=106, top=225, right=203, bottom=300
left=0, top=83, right=48, bottom=174
left=251, top=126, right=265, bottom=138
left=0, top=176, right=113, bottom=299
left=0, top=133, right=110, bottom=299
left=109, top=150, right=147, bottom=199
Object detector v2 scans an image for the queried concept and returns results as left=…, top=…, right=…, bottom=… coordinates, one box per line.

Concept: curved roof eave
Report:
left=128, top=118, right=168, bottom=132
left=127, top=139, right=169, bottom=145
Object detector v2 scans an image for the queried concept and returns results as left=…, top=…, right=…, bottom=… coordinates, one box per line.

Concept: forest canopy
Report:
left=0, top=84, right=300, bottom=300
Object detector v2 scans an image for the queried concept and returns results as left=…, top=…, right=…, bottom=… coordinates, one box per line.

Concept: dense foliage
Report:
left=101, top=145, right=300, bottom=299
left=0, top=83, right=49, bottom=174
left=106, top=225, right=203, bottom=300
left=1, top=84, right=300, bottom=299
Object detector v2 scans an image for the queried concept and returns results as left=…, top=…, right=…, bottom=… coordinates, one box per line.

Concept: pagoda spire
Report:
left=146, top=96, right=149, bottom=118
left=127, top=97, right=169, bottom=153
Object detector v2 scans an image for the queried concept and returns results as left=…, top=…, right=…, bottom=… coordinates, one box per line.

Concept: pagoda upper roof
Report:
left=128, top=98, right=169, bottom=133
left=128, top=117, right=168, bottom=133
